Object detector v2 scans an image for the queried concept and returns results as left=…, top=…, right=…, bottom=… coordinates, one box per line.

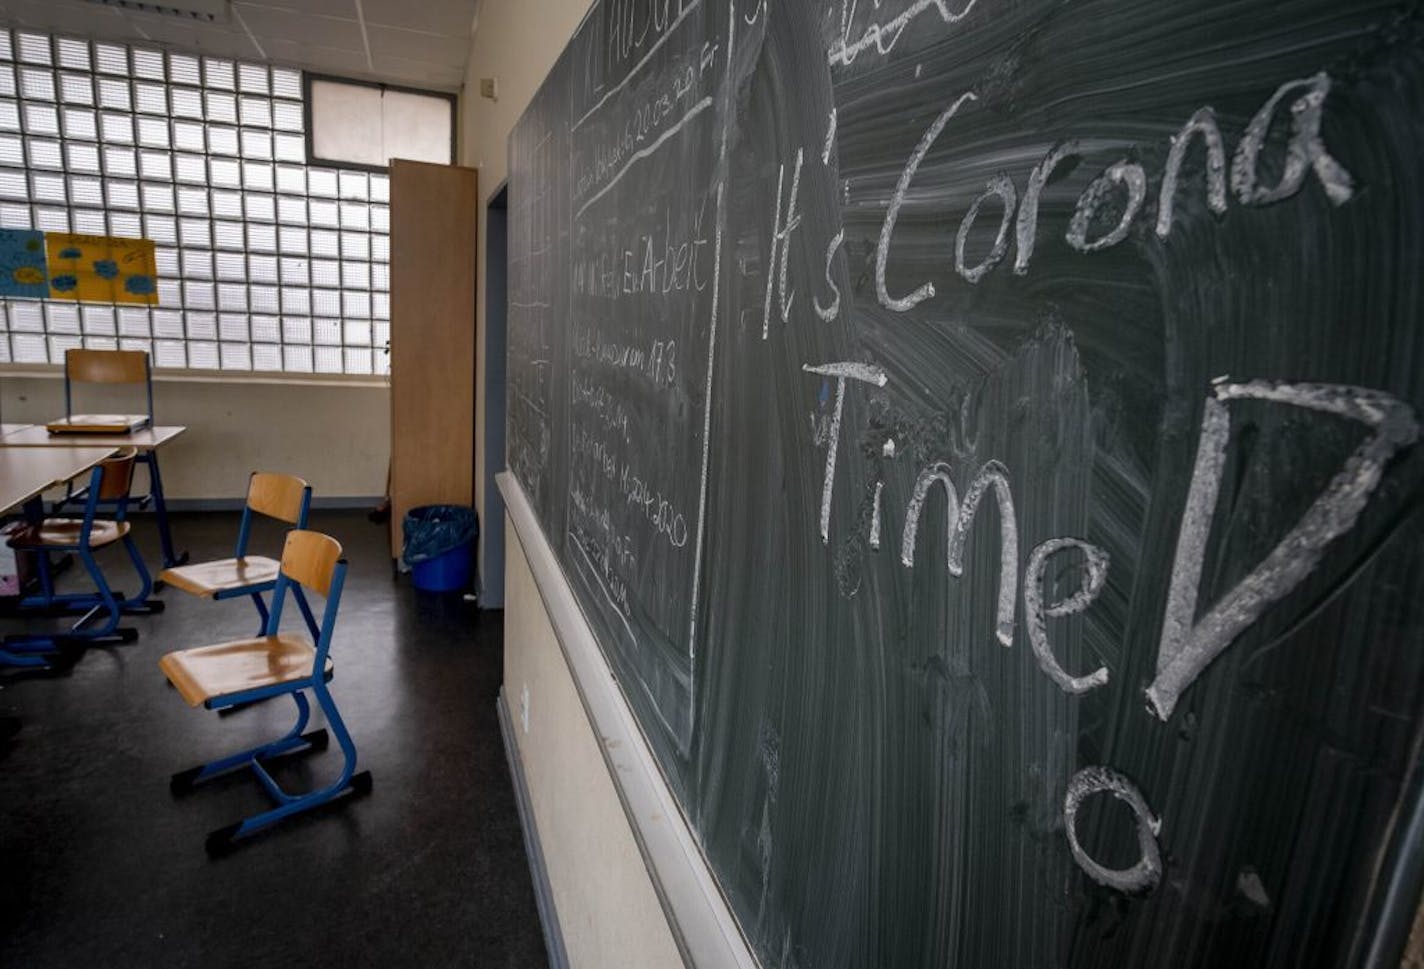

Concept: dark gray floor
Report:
left=0, top=509, right=548, bottom=969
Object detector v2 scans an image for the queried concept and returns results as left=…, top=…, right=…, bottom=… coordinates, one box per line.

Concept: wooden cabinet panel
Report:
left=388, top=160, right=478, bottom=557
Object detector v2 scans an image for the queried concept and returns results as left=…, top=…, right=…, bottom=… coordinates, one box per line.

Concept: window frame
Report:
left=302, top=72, right=457, bottom=174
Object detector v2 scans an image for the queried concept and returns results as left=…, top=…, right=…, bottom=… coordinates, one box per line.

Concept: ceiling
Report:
left=0, top=0, right=480, bottom=91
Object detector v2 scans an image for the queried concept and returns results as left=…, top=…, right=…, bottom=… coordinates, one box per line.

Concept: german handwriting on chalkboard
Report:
left=828, top=0, right=978, bottom=68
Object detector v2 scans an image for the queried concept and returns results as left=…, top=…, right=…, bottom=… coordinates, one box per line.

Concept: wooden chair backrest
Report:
left=280, top=529, right=343, bottom=598
left=247, top=472, right=309, bottom=523
left=66, top=349, right=149, bottom=385
left=96, top=447, right=138, bottom=501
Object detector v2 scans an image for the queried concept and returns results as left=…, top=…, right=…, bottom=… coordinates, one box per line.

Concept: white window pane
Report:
left=31, top=171, right=66, bottom=203
left=371, top=263, right=388, bottom=291
left=239, top=96, right=270, bottom=127
left=171, top=87, right=203, bottom=119
left=82, top=304, right=116, bottom=334
left=13, top=333, right=49, bottom=362
left=343, top=290, right=370, bottom=318
left=132, top=49, right=165, bottom=81
left=341, top=260, right=368, bottom=288
left=314, top=345, right=342, bottom=373
left=62, top=107, right=96, bottom=140
left=273, top=132, right=304, bottom=162
left=237, top=63, right=268, bottom=94
left=0, top=68, right=14, bottom=98
left=205, top=90, right=236, bottom=123
left=217, top=283, right=246, bottom=311
left=72, top=208, right=106, bottom=233
left=213, top=220, right=243, bottom=249
left=20, top=67, right=54, bottom=101
left=0, top=168, right=24, bottom=198
left=250, top=314, right=279, bottom=342
left=371, top=292, right=389, bottom=320
left=309, top=229, right=338, bottom=257
left=97, top=77, right=130, bottom=111
left=185, top=281, right=215, bottom=310
left=311, top=260, right=339, bottom=288
left=283, top=345, right=311, bottom=371
left=118, top=307, right=151, bottom=336
left=176, top=186, right=208, bottom=216
left=248, top=253, right=278, bottom=283
left=169, top=53, right=200, bottom=86
left=242, top=161, right=273, bottom=190
left=0, top=201, right=31, bottom=227
left=245, top=192, right=275, bottom=222
left=209, top=157, right=240, bottom=187
left=178, top=217, right=210, bottom=246
left=110, top=177, right=143, bottom=208
left=211, top=188, right=242, bottom=219
left=46, top=302, right=80, bottom=333
left=27, top=137, right=61, bottom=169
left=66, top=141, right=99, bottom=172
left=107, top=211, right=140, bottom=236
left=137, top=116, right=169, bottom=148
left=220, top=342, right=251, bottom=370
left=25, top=103, right=59, bottom=135
left=307, top=168, right=336, bottom=197
left=173, top=121, right=205, bottom=152
left=281, top=288, right=310, bottom=315
left=271, top=68, right=300, bottom=99
left=181, top=248, right=213, bottom=278
left=104, top=144, right=136, bottom=176
left=280, top=256, right=308, bottom=284
left=17, top=33, right=51, bottom=66
left=189, top=341, right=219, bottom=368
left=59, top=72, right=92, bottom=105
left=99, top=111, right=132, bottom=143
left=174, top=152, right=205, bottom=183
left=208, top=124, right=238, bottom=155
left=312, top=289, right=341, bottom=317
left=140, top=149, right=172, bottom=180
left=278, top=196, right=307, bottom=226
left=34, top=206, right=69, bottom=231
left=250, top=285, right=278, bottom=313
left=155, top=340, right=186, bottom=367
left=215, top=251, right=245, bottom=280
left=95, top=44, right=127, bottom=75
left=253, top=343, right=281, bottom=371
left=69, top=174, right=102, bottom=205
left=10, top=301, right=44, bottom=330
left=154, top=246, right=179, bottom=276
left=282, top=317, right=311, bottom=344
left=203, top=58, right=234, bottom=90
left=153, top=309, right=184, bottom=338
left=273, top=99, right=303, bottom=132
left=0, top=100, right=17, bottom=131
left=247, top=223, right=276, bottom=252
left=339, top=203, right=368, bottom=230
left=135, top=81, right=166, bottom=114
left=343, top=320, right=370, bottom=345
left=240, top=128, right=272, bottom=160
left=57, top=38, right=90, bottom=72
left=343, top=347, right=373, bottom=374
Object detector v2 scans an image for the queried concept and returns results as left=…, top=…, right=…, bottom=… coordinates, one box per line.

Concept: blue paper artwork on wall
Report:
left=0, top=228, right=50, bottom=298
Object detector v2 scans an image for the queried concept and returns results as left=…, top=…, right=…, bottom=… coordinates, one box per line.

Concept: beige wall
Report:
left=461, top=2, right=682, bottom=965
left=0, top=373, right=389, bottom=500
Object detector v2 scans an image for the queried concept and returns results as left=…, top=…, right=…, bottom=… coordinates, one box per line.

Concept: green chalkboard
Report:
left=507, top=1, right=1424, bottom=964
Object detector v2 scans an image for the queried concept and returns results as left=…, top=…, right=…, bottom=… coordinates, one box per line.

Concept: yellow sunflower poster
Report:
left=45, top=233, right=158, bottom=304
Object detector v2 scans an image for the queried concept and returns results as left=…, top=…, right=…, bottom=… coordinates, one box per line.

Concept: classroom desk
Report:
left=0, top=425, right=188, bottom=569
left=0, top=445, right=117, bottom=666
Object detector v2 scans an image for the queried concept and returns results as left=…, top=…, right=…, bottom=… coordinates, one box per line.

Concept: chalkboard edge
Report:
left=498, top=471, right=761, bottom=969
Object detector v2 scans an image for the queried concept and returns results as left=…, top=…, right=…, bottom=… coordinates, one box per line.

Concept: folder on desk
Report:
left=45, top=414, right=151, bottom=435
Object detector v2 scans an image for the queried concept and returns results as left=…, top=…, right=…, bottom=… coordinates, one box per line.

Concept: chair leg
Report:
left=62, top=545, right=138, bottom=645
left=114, top=533, right=164, bottom=614
left=170, top=691, right=327, bottom=794
left=201, top=683, right=370, bottom=856
left=249, top=591, right=270, bottom=637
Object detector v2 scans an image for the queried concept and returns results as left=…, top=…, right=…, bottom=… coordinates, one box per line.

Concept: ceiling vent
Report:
left=80, top=0, right=230, bottom=22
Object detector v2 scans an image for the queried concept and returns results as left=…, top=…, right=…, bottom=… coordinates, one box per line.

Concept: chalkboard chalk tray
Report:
left=507, top=1, right=1424, bottom=965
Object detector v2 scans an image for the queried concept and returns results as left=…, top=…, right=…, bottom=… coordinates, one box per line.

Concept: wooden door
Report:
left=388, top=160, right=478, bottom=557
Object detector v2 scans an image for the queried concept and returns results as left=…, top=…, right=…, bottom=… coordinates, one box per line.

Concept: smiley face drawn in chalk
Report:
left=124, top=275, right=155, bottom=296
left=50, top=274, right=77, bottom=292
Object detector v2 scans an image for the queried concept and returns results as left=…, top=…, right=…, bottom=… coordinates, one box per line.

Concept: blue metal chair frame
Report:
left=6, top=454, right=159, bottom=656
left=52, top=351, right=188, bottom=569
left=166, top=535, right=370, bottom=855
left=207, top=475, right=317, bottom=639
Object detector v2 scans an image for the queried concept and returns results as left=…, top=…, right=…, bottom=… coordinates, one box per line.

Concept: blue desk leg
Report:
left=142, top=450, right=188, bottom=570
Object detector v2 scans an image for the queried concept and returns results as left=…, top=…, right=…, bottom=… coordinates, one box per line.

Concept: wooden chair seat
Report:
left=159, top=633, right=334, bottom=707
left=7, top=517, right=131, bottom=550
left=158, top=556, right=281, bottom=597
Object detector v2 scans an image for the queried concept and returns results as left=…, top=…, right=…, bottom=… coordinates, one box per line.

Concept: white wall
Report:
left=0, top=372, right=389, bottom=501
left=461, top=1, right=684, bottom=965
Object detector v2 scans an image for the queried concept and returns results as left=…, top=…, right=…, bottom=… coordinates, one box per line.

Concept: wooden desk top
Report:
left=0, top=424, right=186, bottom=450
left=0, top=446, right=117, bottom=514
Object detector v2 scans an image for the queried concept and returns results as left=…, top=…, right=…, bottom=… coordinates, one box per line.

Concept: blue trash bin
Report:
left=402, top=505, right=478, bottom=592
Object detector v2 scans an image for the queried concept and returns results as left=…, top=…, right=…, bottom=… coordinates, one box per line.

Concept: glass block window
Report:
left=0, top=28, right=390, bottom=375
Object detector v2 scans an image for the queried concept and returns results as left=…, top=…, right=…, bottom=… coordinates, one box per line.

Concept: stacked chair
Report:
left=7, top=446, right=161, bottom=652
left=157, top=516, right=370, bottom=855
